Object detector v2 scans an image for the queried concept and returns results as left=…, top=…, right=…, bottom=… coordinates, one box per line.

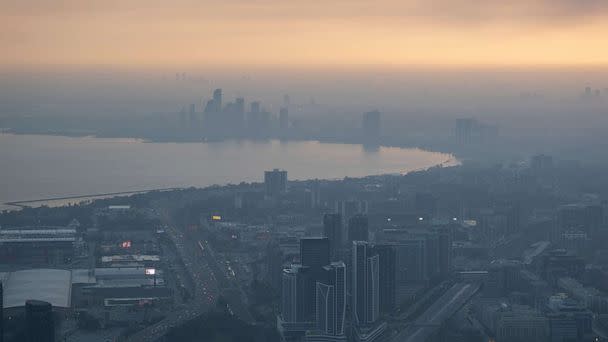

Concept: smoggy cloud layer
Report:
left=2, top=0, right=608, bottom=67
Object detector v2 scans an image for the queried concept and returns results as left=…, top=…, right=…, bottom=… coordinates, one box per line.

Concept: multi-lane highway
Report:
left=391, top=282, right=480, bottom=342
left=125, top=226, right=220, bottom=342
left=190, top=229, right=254, bottom=323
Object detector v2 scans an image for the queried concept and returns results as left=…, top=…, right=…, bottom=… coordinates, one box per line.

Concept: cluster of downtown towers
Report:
left=181, top=88, right=382, bottom=142
left=279, top=212, right=452, bottom=341
left=181, top=88, right=290, bottom=140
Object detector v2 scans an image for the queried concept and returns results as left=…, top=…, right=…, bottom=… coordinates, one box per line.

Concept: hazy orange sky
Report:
left=2, top=0, right=608, bottom=68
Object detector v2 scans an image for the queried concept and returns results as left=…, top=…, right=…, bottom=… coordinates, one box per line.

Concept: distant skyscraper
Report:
left=25, top=300, right=54, bottom=342
left=348, top=215, right=369, bottom=244
left=335, top=200, right=368, bottom=225
left=235, top=97, right=245, bottom=115
left=362, top=110, right=381, bottom=142
left=188, top=104, right=198, bottom=128
left=309, top=180, right=321, bottom=209
left=300, top=237, right=330, bottom=271
left=455, top=118, right=476, bottom=145
left=264, top=169, right=287, bottom=197
left=250, top=101, right=261, bottom=114
left=316, top=261, right=346, bottom=336
left=323, top=213, right=342, bottom=259
left=352, top=241, right=379, bottom=325
left=531, top=154, right=553, bottom=172
left=213, top=88, right=222, bottom=112
left=179, top=107, right=187, bottom=129
left=203, top=99, right=215, bottom=113
left=279, top=107, right=289, bottom=130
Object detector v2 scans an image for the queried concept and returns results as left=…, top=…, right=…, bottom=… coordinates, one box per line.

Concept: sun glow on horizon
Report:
left=2, top=0, right=608, bottom=68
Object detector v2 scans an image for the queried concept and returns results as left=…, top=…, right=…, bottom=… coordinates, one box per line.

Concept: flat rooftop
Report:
left=1, top=269, right=72, bottom=309
left=0, top=228, right=76, bottom=243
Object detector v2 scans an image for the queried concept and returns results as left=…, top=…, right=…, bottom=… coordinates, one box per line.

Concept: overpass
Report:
left=390, top=282, right=480, bottom=342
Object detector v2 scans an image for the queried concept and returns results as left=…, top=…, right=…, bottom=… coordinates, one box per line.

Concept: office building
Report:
left=247, top=110, right=271, bottom=137
left=315, top=262, right=346, bottom=336
left=548, top=313, right=578, bottom=342
left=362, top=111, right=381, bottom=142
left=483, top=260, right=522, bottom=298
left=455, top=118, right=475, bottom=144
left=0, top=227, right=76, bottom=265
left=25, top=300, right=55, bottom=342
left=436, top=227, right=453, bottom=278
left=379, top=227, right=452, bottom=287
left=540, top=249, right=585, bottom=285
left=297, top=266, right=317, bottom=322
left=300, top=238, right=330, bottom=271
left=280, top=107, right=289, bottom=130
left=250, top=101, right=260, bottom=114
left=395, top=239, right=427, bottom=283
left=212, top=88, right=222, bottom=112
left=282, top=266, right=299, bottom=323
left=233, top=97, right=246, bottom=133
left=235, top=97, right=245, bottom=115
left=323, top=214, right=342, bottom=259
left=264, top=169, right=287, bottom=197
left=496, top=305, right=547, bottom=342
left=308, top=180, right=322, bottom=209
left=335, top=200, right=368, bottom=225
left=203, top=99, right=215, bottom=113
left=352, top=241, right=379, bottom=325
left=558, top=204, right=603, bottom=238
left=372, top=244, right=396, bottom=314
left=531, top=154, right=554, bottom=172
left=280, top=264, right=318, bottom=325
left=348, top=215, right=369, bottom=244
left=547, top=295, right=593, bottom=341
left=297, top=238, right=331, bottom=323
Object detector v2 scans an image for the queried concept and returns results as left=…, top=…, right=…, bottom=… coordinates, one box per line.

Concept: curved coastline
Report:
left=0, top=133, right=459, bottom=211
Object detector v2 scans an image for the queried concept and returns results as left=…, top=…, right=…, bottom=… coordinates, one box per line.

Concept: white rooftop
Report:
left=108, top=205, right=131, bottom=210
left=1, top=269, right=72, bottom=309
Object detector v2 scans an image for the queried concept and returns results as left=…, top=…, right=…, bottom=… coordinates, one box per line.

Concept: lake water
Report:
left=0, top=133, right=457, bottom=210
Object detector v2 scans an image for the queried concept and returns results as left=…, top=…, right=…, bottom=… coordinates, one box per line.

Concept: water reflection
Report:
left=0, top=134, right=458, bottom=210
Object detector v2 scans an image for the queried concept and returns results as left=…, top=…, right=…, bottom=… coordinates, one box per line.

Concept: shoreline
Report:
left=3, top=188, right=184, bottom=210
left=0, top=132, right=460, bottom=212
left=0, top=129, right=462, bottom=160
left=5, top=187, right=183, bottom=205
